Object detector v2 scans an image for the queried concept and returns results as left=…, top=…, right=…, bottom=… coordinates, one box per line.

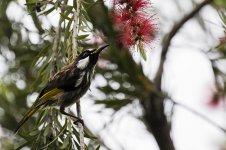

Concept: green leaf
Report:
left=52, top=115, right=63, bottom=129
left=76, top=34, right=89, bottom=40
left=36, top=109, right=48, bottom=126
left=39, top=6, right=55, bottom=16
left=60, top=13, right=72, bottom=21
left=54, top=0, right=60, bottom=10
left=84, top=130, right=97, bottom=139
left=96, top=145, right=100, bottom=150
left=60, top=135, right=69, bottom=149
left=72, top=126, right=80, bottom=140
left=41, top=121, right=67, bottom=149
left=67, top=120, right=73, bottom=134
left=29, top=129, right=39, bottom=136
left=65, top=20, right=73, bottom=39
left=138, top=44, right=147, bottom=61
left=43, top=124, right=50, bottom=137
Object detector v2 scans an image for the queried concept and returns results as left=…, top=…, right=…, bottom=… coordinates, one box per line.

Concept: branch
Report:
left=142, top=93, right=175, bottom=150
left=167, top=97, right=226, bottom=134
left=51, top=0, right=68, bottom=75
left=144, top=1, right=214, bottom=150
left=72, top=0, right=80, bottom=58
left=76, top=99, right=85, bottom=150
left=72, top=0, right=85, bottom=149
left=154, top=0, right=214, bottom=87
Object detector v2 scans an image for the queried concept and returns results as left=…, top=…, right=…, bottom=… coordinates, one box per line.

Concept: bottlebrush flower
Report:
left=112, top=8, right=131, bottom=25
left=134, top=17, right=156, bottom=44
left=112, top=0, right=157, bottom=60
left=130, top=0, right=149, bottom=11
left=118, top=25, right=135, bottom=47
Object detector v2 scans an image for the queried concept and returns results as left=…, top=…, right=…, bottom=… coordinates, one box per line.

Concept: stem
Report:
left=146, top=0, right=214, bottom=149
left=51, top=12, right=61, bottom=74
left=51, top=0, right=68, bottom=75
left=72, top=0, right=81, bottom=58
left=76, top=99, right=85, bottom=150
left=72, top=0, right=85, bottom=149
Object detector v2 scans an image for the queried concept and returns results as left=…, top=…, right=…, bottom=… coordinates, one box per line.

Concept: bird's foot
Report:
left=73, top=118, right=84, bottom=126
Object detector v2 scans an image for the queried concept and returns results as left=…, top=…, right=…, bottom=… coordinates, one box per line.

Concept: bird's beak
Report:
left=93, top=45, right=109, bottom=54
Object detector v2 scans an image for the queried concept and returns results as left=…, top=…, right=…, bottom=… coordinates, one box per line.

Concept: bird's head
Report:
left=76, top=45, right=109, bottom=70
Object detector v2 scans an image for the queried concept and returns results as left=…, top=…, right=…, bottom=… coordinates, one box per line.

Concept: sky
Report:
left=1, top=0, right=226, bottom=150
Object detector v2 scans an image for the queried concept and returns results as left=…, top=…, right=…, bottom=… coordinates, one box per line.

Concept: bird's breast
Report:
left=57, top=69, right=94, bottom=107
left=74, top=69, right=94, bottom=88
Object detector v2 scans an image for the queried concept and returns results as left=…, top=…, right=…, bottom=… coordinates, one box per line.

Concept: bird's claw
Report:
left=73, top=118, right=84, bottom=126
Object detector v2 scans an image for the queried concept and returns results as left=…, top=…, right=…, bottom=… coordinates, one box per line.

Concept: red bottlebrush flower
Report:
left=130, top=0, right=149, bottom=11
left=114, top=0, right=130, bottom=5
left=111, top=0, right=157, bottom=60
left=114, top=0, right=149, bottom=11
left=118, top=26, right=135, bottom=48
left=112, top=8, right=131, bottom=24
left=136, top=18, right=156, bottom=43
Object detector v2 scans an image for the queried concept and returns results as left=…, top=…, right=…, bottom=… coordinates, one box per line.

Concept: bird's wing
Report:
left=33, top=63, right=80, bottom=107
left=48, top=64, right=81, bottom=90
left=15, top=63, right=79, bottom=133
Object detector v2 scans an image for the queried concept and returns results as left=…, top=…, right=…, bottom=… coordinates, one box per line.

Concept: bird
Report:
left=14, top=45, right=109, bottom=133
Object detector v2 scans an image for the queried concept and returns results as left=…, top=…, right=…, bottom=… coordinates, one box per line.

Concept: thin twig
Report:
left=72, top=0, right=85, bottom=149
left=167, top=97, right=226, bottom=133
left=49, top=0, right=68, bottom=140
left=76, top=99, right=85, bottom=150
left=72, top=0, right=81, bottom=58
left=51, top=0, right=68, bottom=75
left=154, top=0, right=214, bottom=87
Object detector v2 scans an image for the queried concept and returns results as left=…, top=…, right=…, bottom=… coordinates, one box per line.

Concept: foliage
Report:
left=0, top=0, right=100, bottom=149
left=0, top=0, right=226, bottom=150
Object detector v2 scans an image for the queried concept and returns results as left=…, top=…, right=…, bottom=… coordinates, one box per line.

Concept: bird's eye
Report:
left=81, top=51, right=89, bottom=59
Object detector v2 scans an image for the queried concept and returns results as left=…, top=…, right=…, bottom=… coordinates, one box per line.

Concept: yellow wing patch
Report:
left=33, top=88, right=64, bottom=108
left=39, top=88, right=64, bottom=101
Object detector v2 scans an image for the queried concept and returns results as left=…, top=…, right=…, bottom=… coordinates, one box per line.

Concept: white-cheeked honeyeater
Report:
left=14, top=45, right=109, bottom=133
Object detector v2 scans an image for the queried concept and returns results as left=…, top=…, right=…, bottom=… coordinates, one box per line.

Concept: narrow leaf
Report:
left=41, top=121, right=67, bottom=149
left=138, top=44, right=147, bottom=61
left=76, top=34, right=89, bottom=40
left=60, top=13, right=72, bottom=21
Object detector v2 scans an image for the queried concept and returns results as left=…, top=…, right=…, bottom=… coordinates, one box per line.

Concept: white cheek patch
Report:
left=77, top=56, right=89, bottom=69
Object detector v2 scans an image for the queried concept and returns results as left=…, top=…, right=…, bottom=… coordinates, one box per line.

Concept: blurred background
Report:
left=0, top=0, right=226, bottom=149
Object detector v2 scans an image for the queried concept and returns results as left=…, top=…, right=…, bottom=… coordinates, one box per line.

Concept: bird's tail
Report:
left=14, top=107, right=38, bottom=133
